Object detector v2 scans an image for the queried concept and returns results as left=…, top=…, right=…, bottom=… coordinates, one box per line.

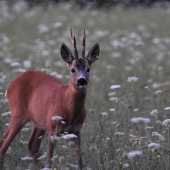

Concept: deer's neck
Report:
left=66, top=83, right=87, bottom=113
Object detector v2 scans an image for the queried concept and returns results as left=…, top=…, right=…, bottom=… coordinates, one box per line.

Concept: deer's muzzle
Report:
left=77, top=78, right=87, bottom=87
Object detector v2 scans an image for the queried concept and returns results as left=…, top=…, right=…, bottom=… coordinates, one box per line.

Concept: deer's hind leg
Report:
left=0, top=128, right=10, bottom=149
left=45, top=121, right=59, bottom=168
left=0, top=111, right=28, bottom=170
left=27, top=127, right=46, bottom=168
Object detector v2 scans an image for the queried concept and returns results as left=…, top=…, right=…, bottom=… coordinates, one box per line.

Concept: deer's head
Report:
left=60, top=28, right=100, bottom=91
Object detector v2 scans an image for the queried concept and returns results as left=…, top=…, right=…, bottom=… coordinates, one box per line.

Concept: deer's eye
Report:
left=87, top=68, right=90, bottom=72
left=71, top=69, right=75, bottom=73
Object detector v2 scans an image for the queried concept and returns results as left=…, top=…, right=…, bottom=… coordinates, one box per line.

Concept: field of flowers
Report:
left=1, top=1, right=170, bottom=170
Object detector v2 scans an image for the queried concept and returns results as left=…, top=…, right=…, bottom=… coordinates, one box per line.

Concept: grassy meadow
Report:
left=1, top=1, right=170, bottom=169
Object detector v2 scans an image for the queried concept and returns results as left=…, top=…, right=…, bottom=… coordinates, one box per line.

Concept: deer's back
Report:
left=7, top=71, right=66, bottom=127
left=7, top=70, right=63, bottom=97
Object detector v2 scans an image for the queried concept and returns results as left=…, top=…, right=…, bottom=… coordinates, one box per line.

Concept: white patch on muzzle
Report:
left=78, top=85, right=86, bottom=89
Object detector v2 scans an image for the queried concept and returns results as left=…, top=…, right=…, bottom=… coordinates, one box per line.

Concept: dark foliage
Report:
left=4, top=0, right=170, bottom=8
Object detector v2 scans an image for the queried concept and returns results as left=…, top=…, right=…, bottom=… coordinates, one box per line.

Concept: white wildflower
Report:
left=129, top=134, right=137, bottom=138
left=127, top=151, right=142, bottom=158
left=101, top=112, right=108, bottom=116
left=38, top=24, right=49, bottom=33
left=20, top=140, right=28, bottom=145
left=134, top=108, right=139, bottom=112
left=69, top=164, right=78, bottom=169
left=123, top=163, right=129, bottom=167
left=106, top=137, right=110, bottom=141
left=131, top=117, right=150, bottom=123
left=127, top=76, right=138, bottom=82
left=62, top=145, right=67, bottom=149
left=13, top=68, right=26, bottom=73
left=135, top=41, right=145, bottom=46
left=61, top=121, right=65, bottom=124
left=150, top=109, right=158, bottom=116
left=10, top=62, right=21, bottom=67
left=21, top=156, right=33, bottom=161
left=6, top=146, right=11, bottom=153
left=53, top=22, right=63, bottom=28
left=148, top=142, right=160, bottom=148
left=145, top=86, right=149, bottom=89
left=162, top=119, right=170, bottom=127
left=111, top=40, right=122, bottom=48
left=156, top=120, right=162, bottom=124
left=2, top=35, right=10, bottom=44
left=110, top=85, right=121, bottom=89
left=37, top=155, right=46, bottom=160
left=112, top=121, right=117, bottom=125
left=89, top=145, right=99, bottom=154
left=4, top=58, right=12, bottom=63
left=145, top=126, right=154, bottom=129
left=0, top=76, right=6, bottom=83
left=109, top=97, right=119, bottom=103
left=61, top=134, right=77, bottom=139
left=50, top=71, right=63, bottom=79
left=38, top=136, right=43, bottom=140
left=110, top=108, right=115, bottom=111
left=5, top=90, right=7, bottom=97
left=50, top=135, right=60, bottom=143
left=108, top=92, right=116, bottom=96
left=51, top=116, right=63, bottom=120
left=1, top=111, right=11, bottom=116
left=155, top=90, right=162, bottom=94
left=152, top=132, right=165, bottom=141
left=23, top=60, right=31, bottom=69
left=115, top=132, right=124, bottom=135
left=41, top=168, right=51, bottom=170
left=116, top=149, right=121, bottom=152
left=21, top=128, right=30, bottom=131
left=164, top=107, right=170, bottom=110
left=153, top=38, right=161, bottom=44
left=51, top=154, right=58, bottom=161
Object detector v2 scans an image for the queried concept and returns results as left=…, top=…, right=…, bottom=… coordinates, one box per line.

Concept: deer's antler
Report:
left=82, top=29, right=86, bottom=59
left=70, top=27, right=78, bottom=59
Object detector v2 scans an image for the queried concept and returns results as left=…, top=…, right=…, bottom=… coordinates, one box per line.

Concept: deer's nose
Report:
left=77, top=78, right=87, bottom=86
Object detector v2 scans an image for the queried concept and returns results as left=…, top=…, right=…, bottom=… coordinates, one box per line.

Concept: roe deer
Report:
left=0, top=28, right=100, bottom=170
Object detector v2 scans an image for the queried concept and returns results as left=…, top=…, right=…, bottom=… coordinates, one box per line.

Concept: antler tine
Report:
left=70, top=27, right=78, bottom=58
left=82, top=29, right=86, bottom=59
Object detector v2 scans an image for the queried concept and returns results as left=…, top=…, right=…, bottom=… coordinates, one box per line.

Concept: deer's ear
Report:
left=60, top=43, right=74, bottom=64
left=86, top=43, right=100, bottom=64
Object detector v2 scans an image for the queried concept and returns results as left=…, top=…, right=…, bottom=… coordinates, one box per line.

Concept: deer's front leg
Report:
left=46, top=133, right=54, bottom=168
left=46, top=120, right=58, bottom=168
left=74, top=131, right=83, bottom=170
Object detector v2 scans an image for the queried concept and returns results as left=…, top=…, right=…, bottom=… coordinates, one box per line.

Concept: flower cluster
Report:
left=110, top=85, right=121, bottom=89
left=162, top=119, right=170, bottom=127
left=150, top=109, right=158, bottom=116
left=109, top=97, right=119, bottom=103
left=127, top=76, right=138, bottom=82
left=131, top=117, right=150, bottom=123
left=127, top=151, right=142, bottom=158
left=152, top=132, right=165, bottom=141
left=148, top=142, right=160, bottom=148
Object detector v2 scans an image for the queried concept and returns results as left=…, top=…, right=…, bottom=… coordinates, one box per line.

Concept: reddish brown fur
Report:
left=0, top=70, right=86, bottom=168
left=0, top=28, right=100, bottom=170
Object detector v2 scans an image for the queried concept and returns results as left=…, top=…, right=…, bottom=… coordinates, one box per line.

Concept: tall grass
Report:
left=1, top=1, right=170, bottom=169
